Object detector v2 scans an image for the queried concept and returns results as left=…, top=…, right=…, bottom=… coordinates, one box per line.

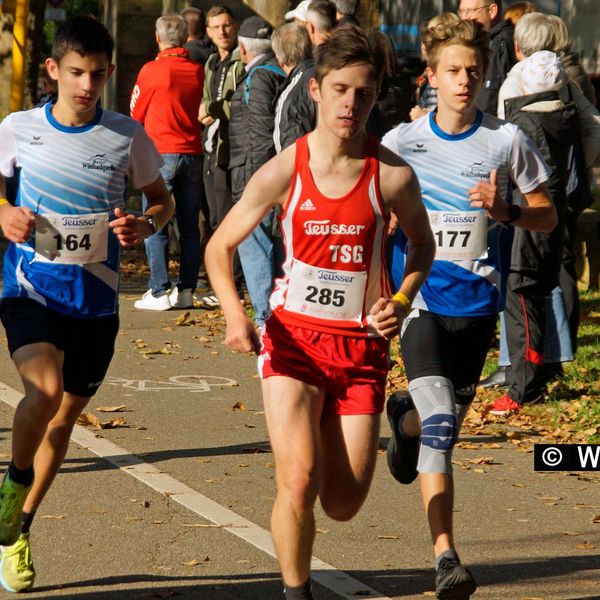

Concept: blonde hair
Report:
left=503, top=1, right=539, bottom=26
left=546, top=14, right=572, bottom=55
left=422, top=17, right=490, bottom=72
left=427, top=11, right=461, bottom=30
left=514, top=12, right=554, bottom=57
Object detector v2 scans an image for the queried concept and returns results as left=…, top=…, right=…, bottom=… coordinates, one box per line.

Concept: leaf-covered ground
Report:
left=122, top=250, right=600, bottom=447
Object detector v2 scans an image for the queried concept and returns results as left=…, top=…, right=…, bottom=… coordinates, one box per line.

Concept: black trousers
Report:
left=203, top=152, right=244, bottom=293
left=504, top=275, right=549, bottom=404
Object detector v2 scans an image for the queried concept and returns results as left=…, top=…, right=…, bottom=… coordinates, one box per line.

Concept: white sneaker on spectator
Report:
left=134, top=290, right=172, bottom=311
left=170, top=287, right=194, bottom=309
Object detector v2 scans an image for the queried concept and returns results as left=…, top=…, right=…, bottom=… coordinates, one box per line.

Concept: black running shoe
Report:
left=386, top=391, right=420, bottom=485
left=435, top=557, right=477, bottom=600
left=479, top=366, right=509, bottom=389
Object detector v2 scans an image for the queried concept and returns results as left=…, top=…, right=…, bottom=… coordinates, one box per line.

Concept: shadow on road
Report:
left=17, top=558, right=600, bottom=598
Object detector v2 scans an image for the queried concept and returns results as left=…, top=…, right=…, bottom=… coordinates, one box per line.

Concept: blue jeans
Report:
left=143, top=153, right=203, bottom=295
left=498, top=286, right=574, bottom=366
left=238, top=209, right=283, bottom=327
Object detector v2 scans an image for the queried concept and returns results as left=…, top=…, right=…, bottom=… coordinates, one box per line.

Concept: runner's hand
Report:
left=468, top=169, right=507, bottom=220
left=369, top=297, right=406, bottom=339
left=0, top=205, right=35, bottom=243
left=224, top=311, right=261, bottom=355
left=110, top=208, right=147, bottom=248
left=388, top=211, right=399, bottom=236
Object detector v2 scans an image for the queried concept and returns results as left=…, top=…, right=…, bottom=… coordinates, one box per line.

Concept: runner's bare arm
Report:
left=0, top=176, right=35, bottom=244
left=469, top=170, right=557, bottom=232
left=206, top=147, right=295, bottom=354
left=369, top=150, right=435, bottom=338
left=109, top=176, right=174, bottom=247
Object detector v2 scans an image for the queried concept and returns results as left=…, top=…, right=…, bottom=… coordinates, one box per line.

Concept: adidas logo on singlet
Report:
left=299, top=198, right=317, bottom=211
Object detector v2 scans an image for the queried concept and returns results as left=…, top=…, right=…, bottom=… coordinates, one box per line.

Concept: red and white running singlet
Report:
left=270, top=134, right=391, bottom=337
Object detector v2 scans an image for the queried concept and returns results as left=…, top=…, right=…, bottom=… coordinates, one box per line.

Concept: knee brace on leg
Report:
left=409, top=376, right=457, bottom=474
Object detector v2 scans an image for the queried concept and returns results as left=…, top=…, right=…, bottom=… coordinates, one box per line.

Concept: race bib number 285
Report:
left=284, top=259, right=367, bottom=323
left=35, top=213, right=109, bottom=265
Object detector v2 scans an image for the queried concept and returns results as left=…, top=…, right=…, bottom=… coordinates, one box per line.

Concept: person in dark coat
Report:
left=272, top=23, right=315, bottom=153
left=181, top=7, right=214, bottom=65
left=491, top=51, right=586, bottom=414
left=228, top=16, right=286, bottom=327
left=459, top=0, right=516, bottom=115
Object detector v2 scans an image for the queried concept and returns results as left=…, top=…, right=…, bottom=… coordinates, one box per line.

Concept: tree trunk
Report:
left=26, top=0, right=47, bottom=107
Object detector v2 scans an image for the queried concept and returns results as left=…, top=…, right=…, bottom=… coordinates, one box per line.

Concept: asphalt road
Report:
left=0, top=267, right=599, bottom=599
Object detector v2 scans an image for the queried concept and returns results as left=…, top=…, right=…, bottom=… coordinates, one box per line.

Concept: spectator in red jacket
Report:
left=130, top=14, right=205, bottom=311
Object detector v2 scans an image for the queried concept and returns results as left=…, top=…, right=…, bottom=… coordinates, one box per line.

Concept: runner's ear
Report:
left=309, top=77, right=320, bottom=102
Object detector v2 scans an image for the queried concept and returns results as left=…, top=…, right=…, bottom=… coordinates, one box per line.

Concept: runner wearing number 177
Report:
left=0, top=16, right=173, bottom=592
left=381, top=18, right=556, bottom=599
left=206, top=26, right=435, bottom=600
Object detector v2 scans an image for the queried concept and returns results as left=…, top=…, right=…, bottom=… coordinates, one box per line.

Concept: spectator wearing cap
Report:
left=228, top=16, right=286, bottom=328
left=285, top=0, right=312, bottom=25
left=130, top=14, right=205, bottom=311
left=333, top=0, right=359, bottom=27
left=181, top=7, right=214, bottom=65
left=305, top=0, right=336, bottom=46
left=272, top=23, right=315, bottom=153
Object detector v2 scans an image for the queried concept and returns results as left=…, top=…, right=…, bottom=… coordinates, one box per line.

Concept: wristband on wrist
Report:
left=0, top=198, right=9, bottom=207
left=392, top=291, right=411, bottom=311
left=501, top=204, right=521, bottom=224
left=142, top=215, right=160, bottom=233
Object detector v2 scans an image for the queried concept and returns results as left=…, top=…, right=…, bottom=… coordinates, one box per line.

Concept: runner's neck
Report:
left=433, top=105, right=478, bottom=136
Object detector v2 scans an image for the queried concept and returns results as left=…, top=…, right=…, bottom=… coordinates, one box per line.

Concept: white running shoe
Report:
left=134, top=290, right=172, bottom=311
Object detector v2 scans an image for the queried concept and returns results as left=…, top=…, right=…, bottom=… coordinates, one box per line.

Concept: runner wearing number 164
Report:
left=206, top=26, right=435, bottom=600
left=0, top=16, right=173, bottom=592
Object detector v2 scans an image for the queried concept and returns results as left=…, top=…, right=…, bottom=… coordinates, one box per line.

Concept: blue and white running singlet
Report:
left=0, top=101, right=163, bottom=317
left=382, top=110, right=549, bottom=317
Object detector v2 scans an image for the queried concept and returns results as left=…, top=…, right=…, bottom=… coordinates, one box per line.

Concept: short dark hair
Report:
left=52, top=15, right=114, bottom=63
left=182, top=7, right=206, bottom=38
left=314, top=25, right=389, bottom=86
left=206, top=5, right=234, bottom=24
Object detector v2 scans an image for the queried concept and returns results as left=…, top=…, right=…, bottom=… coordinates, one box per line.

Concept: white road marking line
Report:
left=0, top=381, right=391, bottom=600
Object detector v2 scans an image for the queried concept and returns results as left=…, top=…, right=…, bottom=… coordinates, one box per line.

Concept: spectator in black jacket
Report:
left=182, top=7, right=214, bottom=65
left=229, top=16, right=286, bottom=328
left=272, top=23, right=315, bottom=153
left=459, top=0, right=516, bottom=115
left=491, top=52, right=582, bottom=415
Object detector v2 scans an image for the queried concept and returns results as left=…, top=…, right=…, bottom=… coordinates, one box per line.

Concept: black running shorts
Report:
left=0, top=298, right=119, bottom=398
left=400, top=309, right=496, bottom=404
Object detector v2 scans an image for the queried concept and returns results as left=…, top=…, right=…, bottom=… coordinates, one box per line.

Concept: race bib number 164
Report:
left=35, top=213, right=109, bottom=265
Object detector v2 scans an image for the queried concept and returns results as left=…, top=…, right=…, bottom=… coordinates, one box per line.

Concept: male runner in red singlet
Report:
left=206, top=26, right=435, bottom=600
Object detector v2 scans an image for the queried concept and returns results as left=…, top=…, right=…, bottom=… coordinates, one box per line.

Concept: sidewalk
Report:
left=0, top=267, right=598, bottom=598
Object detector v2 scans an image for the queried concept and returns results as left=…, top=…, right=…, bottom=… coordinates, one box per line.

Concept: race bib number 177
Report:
left=428, top=210, right=488, bottom=261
